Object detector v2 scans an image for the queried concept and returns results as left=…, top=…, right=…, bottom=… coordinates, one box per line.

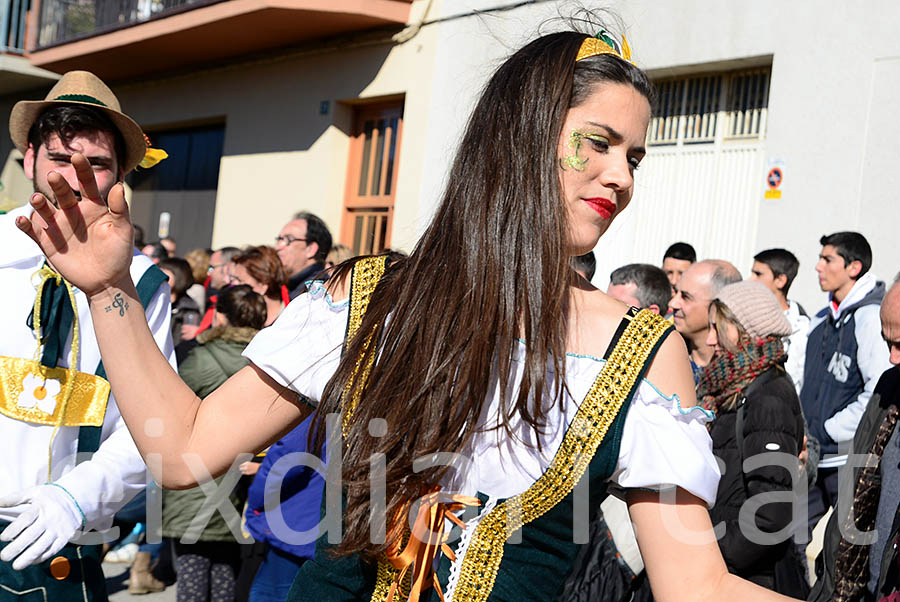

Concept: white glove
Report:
left=0, top=484, right=85, bottom=570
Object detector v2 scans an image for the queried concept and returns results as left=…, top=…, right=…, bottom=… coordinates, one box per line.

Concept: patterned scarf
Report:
left=698, top=335, right=786, bottom=413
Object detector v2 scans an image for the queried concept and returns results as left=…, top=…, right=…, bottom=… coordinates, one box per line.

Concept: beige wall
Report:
left=99, top=0, right=438, bottom=253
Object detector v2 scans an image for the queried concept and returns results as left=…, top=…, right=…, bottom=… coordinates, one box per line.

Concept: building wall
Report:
left=2, top=0, right=898, bottom=312
left=105, top=0, right=438, bottom=251
left=412, top=0, right=900, bottom=310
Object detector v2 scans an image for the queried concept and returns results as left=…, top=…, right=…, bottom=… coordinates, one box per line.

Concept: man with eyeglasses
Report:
left=179, top=246, right=241, bottom=343
left=275, top=212, right=332, bottom=299
left=207, top=246, right=241, bottom=298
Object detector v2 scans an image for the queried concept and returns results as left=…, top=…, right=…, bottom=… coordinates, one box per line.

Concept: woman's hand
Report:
left=15, top=153, right=135, bottom=298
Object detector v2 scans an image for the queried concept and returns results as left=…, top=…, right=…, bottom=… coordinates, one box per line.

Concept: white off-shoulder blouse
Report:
left=243, top=282, right=721, bottom=507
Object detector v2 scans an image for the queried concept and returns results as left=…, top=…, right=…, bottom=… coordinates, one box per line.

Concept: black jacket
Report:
left=287, top=262, right=326, bottom=300
left=709, top=366, right=806, bottom=590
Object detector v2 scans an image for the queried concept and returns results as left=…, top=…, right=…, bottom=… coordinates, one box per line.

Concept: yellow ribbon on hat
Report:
left=139, top=148, right=168, bottom=169
left=138, top=132, right=168, bottom=169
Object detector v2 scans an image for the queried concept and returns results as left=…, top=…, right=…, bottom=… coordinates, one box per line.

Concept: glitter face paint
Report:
left=559, top=130, right=587, bottom=171
left=558, top=130, right=609, bottom=171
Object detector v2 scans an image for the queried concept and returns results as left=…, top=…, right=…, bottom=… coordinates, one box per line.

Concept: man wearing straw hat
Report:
left=0, top=71, right=174, bottom=599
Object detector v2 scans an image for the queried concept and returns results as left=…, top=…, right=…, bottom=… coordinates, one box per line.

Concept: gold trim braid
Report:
left=340, top=256, right=388, bottom=437
left=449, top=309, right=671, bottom=602
left=335, top=255, right=406, bottom=601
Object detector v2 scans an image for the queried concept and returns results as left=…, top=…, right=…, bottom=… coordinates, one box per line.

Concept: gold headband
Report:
left=575, top=31, right=633, bottom=63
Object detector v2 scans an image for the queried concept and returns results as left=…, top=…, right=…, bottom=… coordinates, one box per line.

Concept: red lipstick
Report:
left=583, top=197, right=616, bottom=219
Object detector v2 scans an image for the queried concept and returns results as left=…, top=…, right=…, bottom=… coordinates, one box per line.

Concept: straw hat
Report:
left=9, top=71, right=146, bottom=173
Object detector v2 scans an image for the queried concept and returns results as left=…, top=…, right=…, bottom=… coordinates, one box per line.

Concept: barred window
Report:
left=725, top=69, right=770, bottom=138
left=349, top=208, right=390, bottom=256
left=648, top=67, right=770, bottom=145
left=342, top=100, right=403, bottom=255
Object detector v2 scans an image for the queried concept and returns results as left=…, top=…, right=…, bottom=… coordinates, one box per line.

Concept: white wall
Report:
left=8, top=0, right=894, bottom=309
left=413, top=0, right=900, bottom=310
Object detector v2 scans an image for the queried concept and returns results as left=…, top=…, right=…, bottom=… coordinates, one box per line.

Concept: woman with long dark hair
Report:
left=15, top=25, right=796, bottom=602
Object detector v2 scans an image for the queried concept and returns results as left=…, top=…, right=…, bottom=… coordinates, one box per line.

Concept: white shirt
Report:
left=0, top=205, right=176, bottom=531
left=783, top=299, right=810, bottom=396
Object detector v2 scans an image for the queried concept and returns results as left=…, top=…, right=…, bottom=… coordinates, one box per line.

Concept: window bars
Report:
left=648, top=67, right=770, bottom=145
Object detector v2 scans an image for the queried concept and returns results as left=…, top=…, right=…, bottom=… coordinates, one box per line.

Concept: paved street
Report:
left=103, top=562, right=175, bottom=602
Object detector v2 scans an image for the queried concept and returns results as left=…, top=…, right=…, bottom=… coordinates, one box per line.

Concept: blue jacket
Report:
left=801, top=274, right=890, bottom=461
left=244, top=415, right=324, bottom=559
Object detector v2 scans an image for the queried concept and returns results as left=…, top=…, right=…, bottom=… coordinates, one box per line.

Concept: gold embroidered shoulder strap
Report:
left=341, top=255, right=388, bottom=436
left=448, top=309, right=672, bottom=602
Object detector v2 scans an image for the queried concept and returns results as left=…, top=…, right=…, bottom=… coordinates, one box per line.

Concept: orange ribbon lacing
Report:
left=384, top=490, right=481, bottom=602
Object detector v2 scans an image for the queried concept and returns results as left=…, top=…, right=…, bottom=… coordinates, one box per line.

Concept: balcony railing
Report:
left=37, top=0, right=220, bottom=48
left=2, top=0, right=29, bottom=52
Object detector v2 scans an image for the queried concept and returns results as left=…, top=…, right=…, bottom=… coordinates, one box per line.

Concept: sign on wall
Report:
left=764, top=158, right=785, bottom=199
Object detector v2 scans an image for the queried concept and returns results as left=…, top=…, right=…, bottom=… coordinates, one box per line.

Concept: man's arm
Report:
left=824, top=305, right=892, bottom=443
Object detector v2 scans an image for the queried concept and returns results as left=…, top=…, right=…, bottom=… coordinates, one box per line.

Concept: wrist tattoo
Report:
left=104, top=292, right=129, bottom=316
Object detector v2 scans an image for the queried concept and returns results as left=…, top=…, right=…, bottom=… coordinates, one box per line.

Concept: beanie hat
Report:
left=715, top=281, right=792, bottom=339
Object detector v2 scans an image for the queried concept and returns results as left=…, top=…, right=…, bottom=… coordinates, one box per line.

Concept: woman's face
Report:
left=558, top=82, right=650, bottom=255
left=212, top=309, right=229, bottom=329
left=229, top=263, right=266, bottom=296
left=706, top=305, right=740, bottom=351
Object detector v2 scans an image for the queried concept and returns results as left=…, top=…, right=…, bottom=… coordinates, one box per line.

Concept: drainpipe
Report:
left=1, top=0, right=11, bottom=52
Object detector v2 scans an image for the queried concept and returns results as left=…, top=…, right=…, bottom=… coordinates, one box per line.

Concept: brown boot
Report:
left=127, top=551, right=165, bottom=595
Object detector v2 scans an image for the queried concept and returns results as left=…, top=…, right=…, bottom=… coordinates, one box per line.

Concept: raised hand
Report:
left=15, top=153, right=135, bottom=297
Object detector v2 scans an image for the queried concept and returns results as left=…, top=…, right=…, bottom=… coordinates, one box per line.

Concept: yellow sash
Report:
left=0, top=356, right=110, bottom=427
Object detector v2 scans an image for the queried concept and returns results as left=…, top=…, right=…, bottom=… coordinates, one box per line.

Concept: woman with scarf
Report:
left=700, top=280, right=808, bottom=597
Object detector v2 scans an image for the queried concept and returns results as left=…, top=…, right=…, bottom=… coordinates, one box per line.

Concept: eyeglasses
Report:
left=207, top=263, right=228, bottom=273
left=275, top=235, right=308, bottom=246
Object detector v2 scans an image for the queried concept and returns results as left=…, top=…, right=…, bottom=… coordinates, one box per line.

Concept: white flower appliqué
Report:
left=18, top=374, right=61, bottom=415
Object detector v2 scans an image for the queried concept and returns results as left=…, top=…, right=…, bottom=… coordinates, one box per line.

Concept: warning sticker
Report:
left=764, top=159, right=785, bottom=200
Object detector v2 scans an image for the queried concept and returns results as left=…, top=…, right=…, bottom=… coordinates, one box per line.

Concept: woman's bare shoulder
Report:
left=569, top=288, right=636, bottom=357
left=576, top=290, right=696, bottom=404
left=324, top=267, right=352, bottom=303
left=645, top=331, right=698, bottom=406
